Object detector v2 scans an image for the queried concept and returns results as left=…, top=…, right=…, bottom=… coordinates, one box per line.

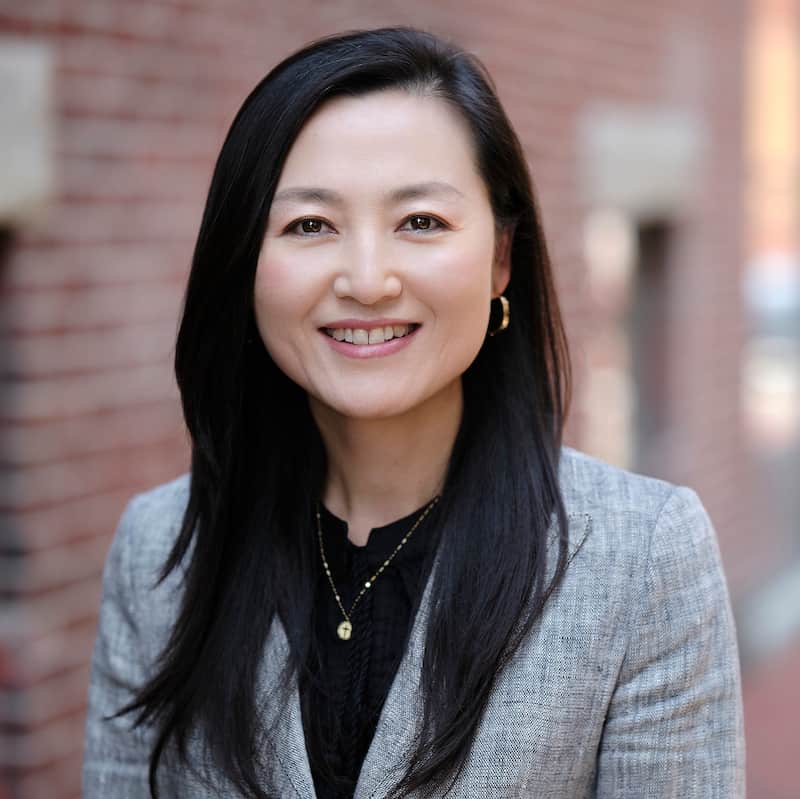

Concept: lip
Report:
left=320, top=318, right=418, bottom=330
left=319, top=324, right=421, bottom=359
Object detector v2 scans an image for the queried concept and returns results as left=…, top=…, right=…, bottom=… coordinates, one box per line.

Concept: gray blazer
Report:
left=82, top=447, right=746, bottom=797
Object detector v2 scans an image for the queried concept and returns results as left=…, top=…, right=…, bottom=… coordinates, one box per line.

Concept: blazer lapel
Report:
left=353, top=551, right=439, bottom=799
left=251, top=568, right=442, bottom=799
left=253, top=510, right=592, bottom=799
left=353, top=511, right=592, bottom=799
left=254, top=618, right=317, bottom=798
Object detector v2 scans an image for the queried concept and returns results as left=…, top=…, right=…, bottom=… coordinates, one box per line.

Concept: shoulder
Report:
left=559, top=446, right=680, bottom=519
left=117, top=471, right=192, bottom=567
left=551, top=449, right=740, bottom=701
left=122, top=472, right=191, bottom=555
left=90, top=472, right=193, bottom=683
left=104, top=472, right=192, bottom=625
left=556, top=447, right=717, bottom=585
left=125, top=470, right=191, bottom=521
left=558, top=445, right=709, bottom=538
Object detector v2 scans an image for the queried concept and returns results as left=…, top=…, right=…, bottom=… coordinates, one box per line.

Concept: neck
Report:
left=310, top=381, right=462, bottom=546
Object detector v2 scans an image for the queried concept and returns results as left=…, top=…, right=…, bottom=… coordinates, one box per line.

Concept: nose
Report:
left=332, top=235, right=402, bottom=305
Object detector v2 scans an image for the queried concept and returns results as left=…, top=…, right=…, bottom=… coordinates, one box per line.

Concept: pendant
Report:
left=337, top=620, right=352, bottom=640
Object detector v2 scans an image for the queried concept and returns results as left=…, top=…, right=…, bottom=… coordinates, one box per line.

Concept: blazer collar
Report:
left=256, top=511, right=592, bottom=799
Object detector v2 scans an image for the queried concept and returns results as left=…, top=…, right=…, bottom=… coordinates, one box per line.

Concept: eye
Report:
left=286, top=217, right=332, bottom=236
left=401, top=214, right=446, bottom=233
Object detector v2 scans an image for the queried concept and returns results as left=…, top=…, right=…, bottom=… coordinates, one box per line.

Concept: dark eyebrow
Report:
left=271, top=181, right=465, bottom=208
left=271, top=187, right=344, bottom=206
left=387, top=181, right=465, bottom=202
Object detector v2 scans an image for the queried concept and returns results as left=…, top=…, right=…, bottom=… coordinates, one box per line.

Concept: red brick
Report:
left=1, top=402, right=183, bottom=464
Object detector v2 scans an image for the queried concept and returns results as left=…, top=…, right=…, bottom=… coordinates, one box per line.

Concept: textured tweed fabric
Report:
left=82, top=447, right=746, bottom=798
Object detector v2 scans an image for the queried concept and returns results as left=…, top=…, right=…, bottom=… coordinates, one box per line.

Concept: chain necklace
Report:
left=316, top=495, right=440, bottom=641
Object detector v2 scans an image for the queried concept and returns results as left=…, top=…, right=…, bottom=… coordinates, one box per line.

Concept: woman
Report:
left=82, top=27, right=745, bottom=798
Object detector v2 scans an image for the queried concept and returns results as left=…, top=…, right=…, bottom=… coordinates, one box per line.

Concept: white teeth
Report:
left=325, top=324, right=417, bottom=344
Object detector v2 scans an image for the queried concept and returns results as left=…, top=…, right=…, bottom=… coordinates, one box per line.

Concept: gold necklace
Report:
left=316, top=496, right=440, bottom=641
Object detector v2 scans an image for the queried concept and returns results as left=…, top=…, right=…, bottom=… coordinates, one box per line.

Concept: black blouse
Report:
left=300, top=499, right=441, bottom=799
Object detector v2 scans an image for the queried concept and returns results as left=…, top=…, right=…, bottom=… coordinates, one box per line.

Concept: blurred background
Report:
left=0, top=0, right=797, bottom=797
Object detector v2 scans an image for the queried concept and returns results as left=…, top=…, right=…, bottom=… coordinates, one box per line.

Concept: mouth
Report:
left=321, top=323, right=421, bottom=345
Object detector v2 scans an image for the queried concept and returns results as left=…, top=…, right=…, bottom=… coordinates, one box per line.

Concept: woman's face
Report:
left=254, top=89, right=510, bottom=422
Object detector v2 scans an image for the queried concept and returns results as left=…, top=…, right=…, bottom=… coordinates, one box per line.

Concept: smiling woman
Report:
left=255, top=90, right=507, bottom=425
left=82, top=27, right=745, bottom=799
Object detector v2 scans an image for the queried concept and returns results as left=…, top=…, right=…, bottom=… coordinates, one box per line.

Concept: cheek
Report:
left=255, top=253, right=296, bottom=306
left=252, top=255, right=307, bottom=353
left=252, top=264, right=311, bottom=387
left=254, top=247, right=320, bottom=319
left=411, top=237, right=494, bottom=373
left=427, top=237, right=495, bottom=323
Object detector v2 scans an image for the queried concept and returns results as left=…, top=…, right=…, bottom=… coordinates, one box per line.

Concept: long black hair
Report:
left=119, top=26, right=572, bottom=798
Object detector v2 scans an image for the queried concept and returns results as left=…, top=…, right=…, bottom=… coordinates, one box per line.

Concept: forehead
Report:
left=274, top=89, right=485, bottom=196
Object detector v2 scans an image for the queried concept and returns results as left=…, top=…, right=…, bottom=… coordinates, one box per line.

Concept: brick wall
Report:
left=0, top=2, right=753, bottom=797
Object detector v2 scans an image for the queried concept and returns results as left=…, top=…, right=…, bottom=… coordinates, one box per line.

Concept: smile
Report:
left=322, top=323, right=420, bottom=344
left=319, top=322, right=421, bottom=359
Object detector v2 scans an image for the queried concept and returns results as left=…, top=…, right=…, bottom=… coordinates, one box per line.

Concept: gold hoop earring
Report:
left=488, top=295, right=510, bottom=336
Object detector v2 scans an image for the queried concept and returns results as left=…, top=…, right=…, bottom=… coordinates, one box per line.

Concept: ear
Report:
left=491, top=225, right=513, bottom=297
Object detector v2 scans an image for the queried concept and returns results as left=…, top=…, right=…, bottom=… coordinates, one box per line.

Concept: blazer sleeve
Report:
left=82, top=497, right=155, bottom=798
left=594, top=486, right=746, bottom=798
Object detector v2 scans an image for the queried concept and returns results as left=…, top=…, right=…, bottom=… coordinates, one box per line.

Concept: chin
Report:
left=326, top=398, right=422, bottom=421
left=307, top=374, right=464, bottom=424
left=309, top=385, right=443, bottom=423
